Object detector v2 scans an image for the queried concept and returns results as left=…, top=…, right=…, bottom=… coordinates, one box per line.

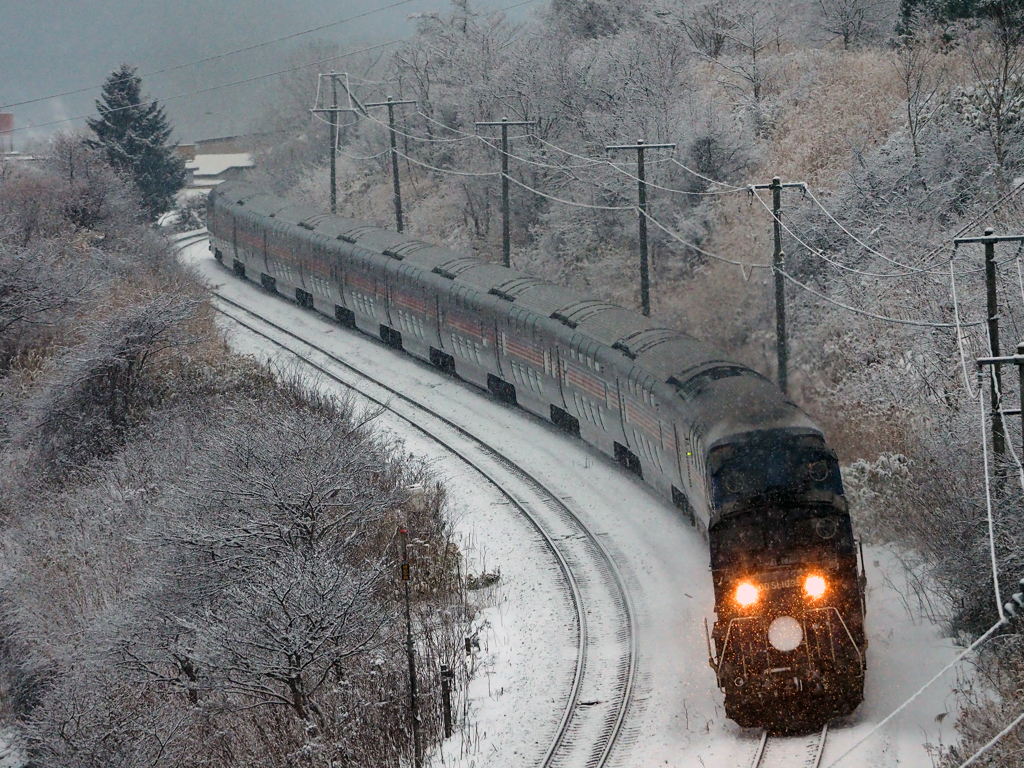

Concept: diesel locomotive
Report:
left=206, top=181, right=867, bottom=731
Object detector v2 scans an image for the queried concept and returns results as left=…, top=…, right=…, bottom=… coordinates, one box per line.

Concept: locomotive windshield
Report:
left=709, top=437, right=843, bottom=510
left=710, top=508, right=855, bottom=565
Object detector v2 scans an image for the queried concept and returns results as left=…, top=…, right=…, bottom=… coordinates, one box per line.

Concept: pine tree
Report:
left=87, top=64, right=186, bottom=221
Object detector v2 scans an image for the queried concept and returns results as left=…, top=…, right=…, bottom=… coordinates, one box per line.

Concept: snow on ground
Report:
left=180, top=238, right=970, bottom=767
left=0, top=730, right=25, bottom=768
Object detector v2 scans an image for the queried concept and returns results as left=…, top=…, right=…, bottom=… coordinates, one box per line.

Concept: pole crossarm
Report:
left=475, top=118, right=537, bottom=127
left=605, top=139, right=676, bottom=317
left=955, top=234, right=1024, bottom=245
left=978, top=355, right=1024, bottom=366
left=476, top=117, right=537, bottom=268
left=605, top=142, right=677, bottom=150
left=310, top=107, right=361, bottom=114
left=364, top=98, right=417, bottom=108
left=750, top=181, right=807, bottom=191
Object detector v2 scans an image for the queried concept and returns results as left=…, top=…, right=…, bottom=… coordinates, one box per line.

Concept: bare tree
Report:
left=890, top=30, right=948, bottom=157
left=719, top=3, right=779, bottom=104
left=817, top=0, right=888, bottom=49
left=961, top=6, right=1024, bottom=173
left=681, top=0, right=737, bottom=58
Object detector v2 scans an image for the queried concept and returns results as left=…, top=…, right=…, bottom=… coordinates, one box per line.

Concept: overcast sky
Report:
left=2, top=0, right=537, bottom=147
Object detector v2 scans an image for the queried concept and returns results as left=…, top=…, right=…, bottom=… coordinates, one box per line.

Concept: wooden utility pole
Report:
left=606, top=139, right=676, bottom=317
left=955, top=228, right=1024, bottom=456
left=365, top=96, right=416, bottom=232
left=311, top=72, right=366, bottom=214
left=398, top=526, right=423, bottom=768
left=476, top=117, right=536, bottom=268
left=751, top=177, right=806, bottom=395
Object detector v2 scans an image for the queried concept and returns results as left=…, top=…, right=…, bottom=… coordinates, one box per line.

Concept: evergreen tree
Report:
left=87, top=64, right=186, bottom=221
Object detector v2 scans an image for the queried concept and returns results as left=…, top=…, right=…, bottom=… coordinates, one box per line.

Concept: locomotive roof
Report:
left=210, top=182, right=821, bottom=447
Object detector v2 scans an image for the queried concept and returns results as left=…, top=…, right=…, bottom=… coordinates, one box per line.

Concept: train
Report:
left=206, top=181, right=868, bottom=733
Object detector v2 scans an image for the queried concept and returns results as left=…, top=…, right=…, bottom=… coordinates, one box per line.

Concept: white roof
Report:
left=185, top=152, right=254, bottom=177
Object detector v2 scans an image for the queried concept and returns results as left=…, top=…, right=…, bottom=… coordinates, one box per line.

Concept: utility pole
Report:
left=606, top=139, right=676, bottom=317
left=311, top=72, right=366, bottom=214
left=440, top=665, right=454, bottom=738
left=476, top=117, right=536, bottom=268
left=956, top=228, right=1024, bottom=456
left=751, top=177, right=806, bottom=395
left=399, top=526, right=423, bottom=768
left=365, top=96, right=416, bottom=232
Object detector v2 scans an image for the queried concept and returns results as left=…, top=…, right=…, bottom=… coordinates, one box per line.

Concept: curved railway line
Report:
left=174, top=232, right=639, bottom=768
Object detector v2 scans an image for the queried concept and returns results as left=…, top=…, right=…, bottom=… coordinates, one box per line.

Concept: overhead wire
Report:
left=504, top=173, right=634, bottom=211
left=0, top=0, right=424, bottom=112
left=803, top=186, right=944, bottom=275
left=393, top=148, right=498, bottom=177
left=11, top=0, right=544, bottom=134
left=778, top=267, right=984, bottom=328
left=957, top=709, right=1024, bottom=767
left=9, top=38, right=410, bottom=134
left=951, top=259, right=980, bottom=399
left=750, top=190, right=937, bottom=280
left=638, top=208, right=770, bottom=274
left=825, top=617, right=1008, bottom=767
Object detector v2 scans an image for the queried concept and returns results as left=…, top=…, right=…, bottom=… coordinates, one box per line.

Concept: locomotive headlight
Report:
left=804, top=574, right=827, bottom=599
left=735, top=582, right=760, bottom=607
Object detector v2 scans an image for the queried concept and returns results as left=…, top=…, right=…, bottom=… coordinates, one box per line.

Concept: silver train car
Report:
left=207, top=181, right=867, bottom=732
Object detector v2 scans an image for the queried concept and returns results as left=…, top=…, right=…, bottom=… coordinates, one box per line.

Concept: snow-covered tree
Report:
left=87, top=65, right=186, bottom=221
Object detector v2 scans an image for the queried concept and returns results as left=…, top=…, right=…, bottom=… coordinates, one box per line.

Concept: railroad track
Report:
left=749, top=724, right=829, bottom=768
left=173, top=235, right=638, bottom=768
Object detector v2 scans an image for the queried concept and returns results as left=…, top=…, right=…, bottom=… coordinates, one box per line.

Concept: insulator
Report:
left=1005, top=601, right=1018, bottom=618
left=1013, top=592, right=1024, bottom=607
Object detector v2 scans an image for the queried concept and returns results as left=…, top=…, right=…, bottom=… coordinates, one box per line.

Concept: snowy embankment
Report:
left=0, top=730, right=25, bottom=768
left=180, top=237, right=967, bottom=768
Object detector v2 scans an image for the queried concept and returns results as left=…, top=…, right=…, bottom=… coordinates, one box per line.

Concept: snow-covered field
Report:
left=180, top=236, right=968, bottom=768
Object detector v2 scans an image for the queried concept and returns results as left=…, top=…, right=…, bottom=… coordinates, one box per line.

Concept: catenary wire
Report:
left=504, top=173, right=634, bottom=211
left=778, top=268, right=987, bottom=327
left=10, top=0, right=543, bottom=134
left=750, top=190, right=938, bottom=279
left=957, top=709, right=1024, bottom=767
left=393, top=148, right=499, bottom=177
left=9, top=39, right=409, bottom=134
left=411, top=111, right=750, bottom=196
left=803, top=186, right=946, bottom=275
left=952, top=260, right=980, bottom=399
left=638, top=208, right=770, bottom=272
left=825, top=617, right=1008, bottom=767
left=0, top=0, right=423, bottom=111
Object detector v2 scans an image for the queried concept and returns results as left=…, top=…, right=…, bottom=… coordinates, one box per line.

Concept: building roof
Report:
left=185, top=152, right=254, bottom=177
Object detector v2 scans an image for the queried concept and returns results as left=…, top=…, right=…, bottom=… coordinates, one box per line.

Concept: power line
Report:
left=825, top=617, right=1009, bottom=767
left=393, top=147, right=498, bottom=177
left=779, top=267, right=985, bottom=328
left=0, top=0, right=423, bottom=112
left=803, top=187, right=945, bottom=275
left=10, top=0, right=543, bottom=135
left=9, top=38, right=408, bottom=134
left=750, top=190, right=939, bottom=280
left=957, top=709, right=1024, bottom=768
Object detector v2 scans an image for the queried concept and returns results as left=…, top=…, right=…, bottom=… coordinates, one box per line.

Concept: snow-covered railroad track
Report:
left=205, top=282, right=639, bottom=768
left=749, top=723, right=828, bottom=768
